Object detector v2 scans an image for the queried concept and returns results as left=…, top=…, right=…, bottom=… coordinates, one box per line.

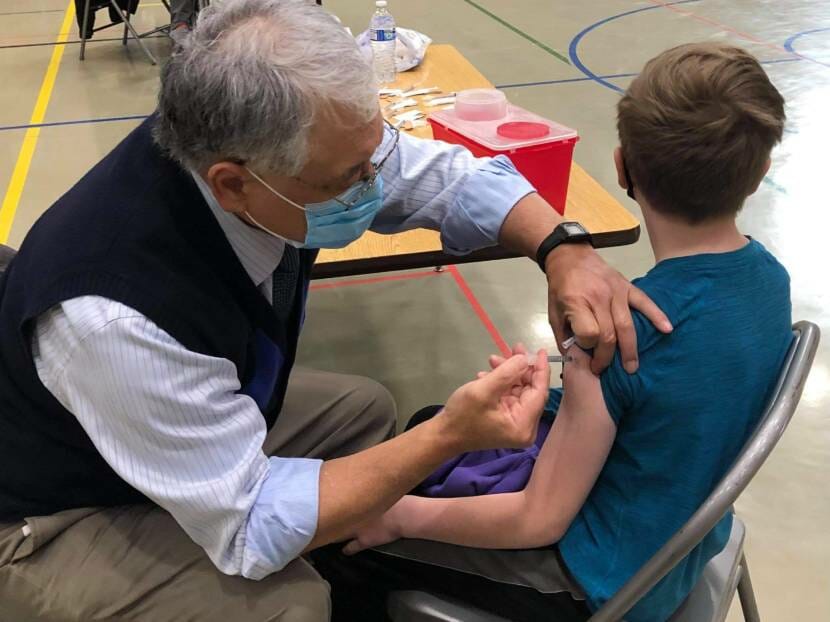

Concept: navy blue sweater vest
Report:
left=0, top=117, right=316, bottom=520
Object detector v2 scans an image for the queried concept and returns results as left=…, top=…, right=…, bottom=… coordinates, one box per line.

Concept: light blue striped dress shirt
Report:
left=32, top=128, right=535, bottom=579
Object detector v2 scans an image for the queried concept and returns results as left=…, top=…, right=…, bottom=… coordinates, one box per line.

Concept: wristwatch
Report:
left=535, top=222, right=593, bottom=271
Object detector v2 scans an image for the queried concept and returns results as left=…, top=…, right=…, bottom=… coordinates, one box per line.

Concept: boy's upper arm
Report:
left=523, top=290, right=670, bottom=540
left=522, top=285, right=668, bottom=542
left=523, top=347, right=618, bottom=541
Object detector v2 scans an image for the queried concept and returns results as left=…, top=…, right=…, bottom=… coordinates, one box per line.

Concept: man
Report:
left=0, top=0, right=669, bottom=620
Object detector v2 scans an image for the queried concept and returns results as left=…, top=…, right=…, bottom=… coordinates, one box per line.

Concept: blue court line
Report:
left=0, top=114, right=150, bottom=133
left=760, top=57, right=807, bottom=65
left=568, top=0, right=704, bottom=94
left=0, top=51, right=805, bottom=133
left=568, top=0, right=791, bottom=194
left=496, top=58, right=800, bottom=90
left=0, top=9, right=64, bottom=16
left=0, top=34, right=166, bottom=50
left=784, top=27, right=830, bottom=69
left=497, top=73, right=637, bottom=89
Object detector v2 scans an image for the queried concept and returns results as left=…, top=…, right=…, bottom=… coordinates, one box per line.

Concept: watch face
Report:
left=562, top=223, right=586, bottom=236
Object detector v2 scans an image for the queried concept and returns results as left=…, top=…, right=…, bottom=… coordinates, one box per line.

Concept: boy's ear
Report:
left=749, top=159, right=772, bottom=196
left=613, top=147, right=628, bottom=192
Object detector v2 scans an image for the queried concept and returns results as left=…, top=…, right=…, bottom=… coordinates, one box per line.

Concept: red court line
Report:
left=647, top=0, right=785, bottom=53
left=309, top=269, right=443, bottom=291
left=447, top=265, right=511, bottom=357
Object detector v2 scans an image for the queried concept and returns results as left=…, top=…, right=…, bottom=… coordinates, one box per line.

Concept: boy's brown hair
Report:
left=617, top=42, right=785, bottom=224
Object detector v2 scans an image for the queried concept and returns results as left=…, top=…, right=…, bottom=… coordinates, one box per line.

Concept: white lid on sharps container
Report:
left=431, top=88, right=578, bottom=151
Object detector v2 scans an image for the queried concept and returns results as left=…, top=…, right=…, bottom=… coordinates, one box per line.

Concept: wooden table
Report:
left=313, top=45, right=640, bottom=279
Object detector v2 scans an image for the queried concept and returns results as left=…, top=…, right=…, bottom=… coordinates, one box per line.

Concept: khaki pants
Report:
left=0, top=368, right=397, bottom=622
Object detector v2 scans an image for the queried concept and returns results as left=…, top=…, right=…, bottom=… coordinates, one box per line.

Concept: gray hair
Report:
left=153, top=0, right=378, bottom=174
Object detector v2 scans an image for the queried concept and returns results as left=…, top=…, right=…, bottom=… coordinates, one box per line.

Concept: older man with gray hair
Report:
left=0, top=0, right=669, bottom=620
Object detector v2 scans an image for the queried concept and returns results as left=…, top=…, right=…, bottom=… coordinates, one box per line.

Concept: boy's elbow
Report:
left=518, top=513, right=568, bottom=549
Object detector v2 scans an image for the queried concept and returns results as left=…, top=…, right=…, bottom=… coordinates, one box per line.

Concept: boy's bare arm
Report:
left=520, top=347, right=616, bottom=544
left=344, top=347, right=616, bottom=552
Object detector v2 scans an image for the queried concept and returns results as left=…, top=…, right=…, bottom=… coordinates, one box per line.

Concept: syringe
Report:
left=527, top=354, right=573, bottom=365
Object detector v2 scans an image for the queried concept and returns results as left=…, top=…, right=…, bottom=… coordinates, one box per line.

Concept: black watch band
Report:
left=535, top=222, right=593, bottom=271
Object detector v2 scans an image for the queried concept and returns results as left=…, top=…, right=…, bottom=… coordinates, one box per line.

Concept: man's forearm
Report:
left=305, top=414, right=465, bottom=551
left=498, top=192, right=564, bottom=258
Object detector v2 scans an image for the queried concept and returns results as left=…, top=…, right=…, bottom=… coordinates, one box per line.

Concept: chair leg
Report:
left=79, top=0, right=91, bottom=60
left=108, top=0, right=158, bottom=65
left=122, top=9, right=129, bottom=45
left=737, top=554, right=761, bottom=622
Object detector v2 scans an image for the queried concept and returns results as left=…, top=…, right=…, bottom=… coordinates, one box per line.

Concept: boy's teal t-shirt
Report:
left=556, top=239, right=792, bottom=621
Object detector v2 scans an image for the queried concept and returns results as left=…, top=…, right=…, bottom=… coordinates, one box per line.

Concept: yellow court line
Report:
left=0, top=1, right=75, bottom=244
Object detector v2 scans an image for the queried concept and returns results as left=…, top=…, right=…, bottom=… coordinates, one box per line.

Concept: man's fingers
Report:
left=548, top=303, right=570, bottom=352
left=612, top=291, right=639, bottom=374
left=568, top=303, right=601, bottom=351
left=531, top=349, right=551, bottom=391
left=502, top=395, right=519, bottom=408
left=342, top=540, right=364, bottom=556
left=629, top=285, right=672, bottom=333
left=490, top=344, right=526, bottom=371
left=516, top=350, right=550, bottom=416
left=489, top=355, right=505, bottom=370
left=479, top=355, right=528, bottom=392
left=589, top=303, right=616, bottom=374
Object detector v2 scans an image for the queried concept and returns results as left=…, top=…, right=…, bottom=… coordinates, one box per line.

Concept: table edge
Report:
left=311, top=224, right=640, bottom=279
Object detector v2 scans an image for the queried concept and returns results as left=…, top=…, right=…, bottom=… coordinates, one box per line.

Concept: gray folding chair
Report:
left=388, top=321, right=820, bottom=622
left=79, top=0, right=172, bottom=65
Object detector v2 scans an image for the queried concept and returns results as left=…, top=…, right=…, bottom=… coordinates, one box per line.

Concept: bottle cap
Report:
left=376, top=1, right=387, bottom=7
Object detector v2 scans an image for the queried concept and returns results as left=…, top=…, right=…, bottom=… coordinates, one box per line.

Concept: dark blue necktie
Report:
left=271, top=244, right=299, bottom=320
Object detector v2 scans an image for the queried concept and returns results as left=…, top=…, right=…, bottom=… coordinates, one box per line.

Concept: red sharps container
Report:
left=428, top=88, right=579, bottom=214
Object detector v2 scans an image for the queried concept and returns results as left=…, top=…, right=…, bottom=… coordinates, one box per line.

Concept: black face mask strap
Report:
left=622, top=158, right=636, bottom=201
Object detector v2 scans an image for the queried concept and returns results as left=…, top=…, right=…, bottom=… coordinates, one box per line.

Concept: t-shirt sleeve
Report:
left=543, top=387, right=563, bottom=418
left=599, top=303, right=666, bottom=426
left=600, top=350, right=635, bottom=426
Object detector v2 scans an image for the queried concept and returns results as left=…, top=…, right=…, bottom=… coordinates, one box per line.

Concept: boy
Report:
left=323, top=43, right=792, bottom=621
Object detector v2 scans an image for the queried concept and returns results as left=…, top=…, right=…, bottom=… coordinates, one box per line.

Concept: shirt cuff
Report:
left=241, top=456, right=323, bottom=580
left=440, top=155, right=536, bottom=255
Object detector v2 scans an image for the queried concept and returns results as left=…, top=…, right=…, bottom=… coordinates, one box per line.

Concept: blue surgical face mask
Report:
left=245, top=168, right=384, bottom=249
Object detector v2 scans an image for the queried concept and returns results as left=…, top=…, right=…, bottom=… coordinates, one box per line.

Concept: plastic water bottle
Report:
left=369, top=1, right=396, bottom=84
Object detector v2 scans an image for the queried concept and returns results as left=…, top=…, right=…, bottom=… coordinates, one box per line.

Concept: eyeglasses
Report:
left=311, top=119, right=400, bottom=209
left=237, top=119, right=401, bottom=209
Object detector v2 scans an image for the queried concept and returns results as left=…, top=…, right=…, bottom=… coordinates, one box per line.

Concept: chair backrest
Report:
left=588, top=321, right=821, bottom=622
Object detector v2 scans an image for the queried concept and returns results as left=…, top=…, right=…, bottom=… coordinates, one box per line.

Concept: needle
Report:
left=527, top=354, right=573, bottom=365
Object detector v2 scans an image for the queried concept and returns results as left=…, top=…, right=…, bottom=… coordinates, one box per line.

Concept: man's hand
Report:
left=497, top=192, right=671, bottom=376
left=436, top=351, right=550, bottom=453
left=545, top=244, right=672, bottom=374
left=342, top=499, right=408, bottom=555
left=307, top=351, right=549, bottom=553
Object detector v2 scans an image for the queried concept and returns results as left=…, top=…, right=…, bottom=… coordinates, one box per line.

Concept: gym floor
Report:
left=1, top=0, right=827, bottom=619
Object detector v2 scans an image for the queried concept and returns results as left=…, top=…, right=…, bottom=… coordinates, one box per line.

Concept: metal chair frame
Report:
left=79, top=0, right=172, bottom=65
left=387, top=321, right=820, bottom=622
